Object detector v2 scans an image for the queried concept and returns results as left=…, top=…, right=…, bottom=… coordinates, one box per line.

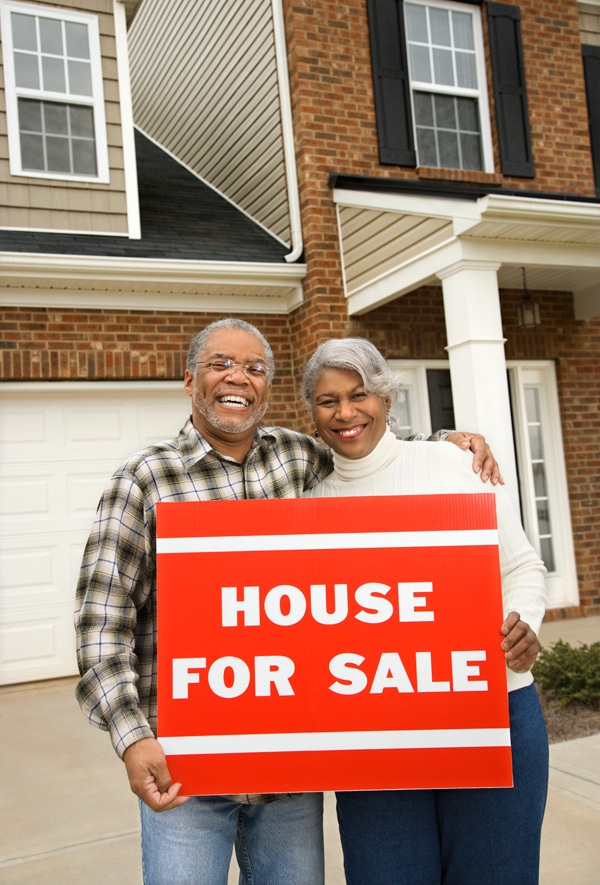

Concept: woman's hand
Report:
left=500, top=611, right=540, bottom=673
left=446, top=431, right=504, bottom=485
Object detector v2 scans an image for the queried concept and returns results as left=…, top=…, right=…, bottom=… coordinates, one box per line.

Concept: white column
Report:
left=438, top=261, right=520, bottom=514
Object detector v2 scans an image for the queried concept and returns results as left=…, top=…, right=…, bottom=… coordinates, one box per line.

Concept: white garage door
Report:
left=0, top=381, right=187, bottom=685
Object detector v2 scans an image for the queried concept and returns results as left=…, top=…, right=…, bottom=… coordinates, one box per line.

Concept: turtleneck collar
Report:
left=331, top=427, right=403, bottom=481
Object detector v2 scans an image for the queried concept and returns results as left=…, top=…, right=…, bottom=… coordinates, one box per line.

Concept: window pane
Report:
left=18, top=98, right=42, bottom=131
left=430, top=8, right=451, bottom=47
left=70, top=105, right=95, bottom=138
left=540, top=537, right=555, bottom=572
left=20, top=132, right=45, bottom=169
left=416, top=126, right=437, bottom=166
left=405, top=4, right=428, bottom=42
left=528, top=424, right=543, bottom=460
left=44, top=103, right=68, bottom=135
left=525, top=388, right=540, bottom=421
left=455, top=51, right=477, bottom=89
left=414, top=91, right=434, bottom=126
left=65, top=22, right=90, bottom=59
left=392, top=389, right=414, bottom=437
left=68, top=60, right=93, bottom=96
left=408, top=44, right=432, bottom=83
left=457, top=96, right=478, bottom=130
left=39, top=17, right=63, bottom=55
left=438, top=130, right=460, bottom=168
left=432, top=47, right=454, bottom=86
left=460, top=133, right=482, bottom=170
left=12, top=13, right=38, bottom=50
left=42, top=55, right=66, bottom=93
left=46, top=134, right=71, bottom=172
left=14, top=51, right=40, bottom=89
left=452, top=12, right=474, bottom=50
left=536, top=502, right=551, bottom=536
left=72, top=139, right=97, bottom=175
left=532, top=463, right=548, bottom=498
left=434, top=94, right=455, bottom=129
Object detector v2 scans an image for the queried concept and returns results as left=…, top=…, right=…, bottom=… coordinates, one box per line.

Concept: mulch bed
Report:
left=537, top=689, right=600, bottom=744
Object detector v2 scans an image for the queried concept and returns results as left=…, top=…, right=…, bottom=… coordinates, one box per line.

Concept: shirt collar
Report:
left=178, top=417, right=277, bottom=468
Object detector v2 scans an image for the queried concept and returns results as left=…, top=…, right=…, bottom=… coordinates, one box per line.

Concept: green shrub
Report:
left=533, top=639, right=600, bottom=708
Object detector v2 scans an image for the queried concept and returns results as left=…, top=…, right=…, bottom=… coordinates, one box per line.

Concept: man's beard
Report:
left=193, top=392, right=268, bottom=434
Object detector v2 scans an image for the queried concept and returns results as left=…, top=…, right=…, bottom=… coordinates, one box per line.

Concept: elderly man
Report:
left=75, top=318, right=503, bottom=885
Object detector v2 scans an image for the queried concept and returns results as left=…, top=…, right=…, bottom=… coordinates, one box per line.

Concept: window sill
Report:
left=417, top=167, right=504, bottom=187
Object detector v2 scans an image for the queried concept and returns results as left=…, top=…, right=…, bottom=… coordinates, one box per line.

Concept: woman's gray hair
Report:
left=301, top=338, right=402, bottom=407
left=186, top=318, right=275, bottom=382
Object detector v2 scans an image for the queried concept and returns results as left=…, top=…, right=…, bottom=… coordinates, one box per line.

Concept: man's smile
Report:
left=216, top=392, right=252, bottom=409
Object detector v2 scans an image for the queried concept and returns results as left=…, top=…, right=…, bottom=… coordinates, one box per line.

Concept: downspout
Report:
left=272, top=0, right=303, bottom=263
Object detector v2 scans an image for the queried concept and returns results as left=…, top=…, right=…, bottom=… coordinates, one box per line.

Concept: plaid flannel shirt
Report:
left=74, top=417, right=445, bottom=803
left=74, top=417, right=332, bottom=802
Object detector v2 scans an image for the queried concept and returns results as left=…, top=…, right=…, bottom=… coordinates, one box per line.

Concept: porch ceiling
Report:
left=332, top=189, right=600, bottom=317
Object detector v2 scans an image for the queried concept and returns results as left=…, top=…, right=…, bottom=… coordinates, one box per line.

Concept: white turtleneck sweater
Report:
left=305, top=430, right=547, bottom=692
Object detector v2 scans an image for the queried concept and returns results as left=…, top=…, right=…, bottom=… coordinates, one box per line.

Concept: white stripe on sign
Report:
left=158, top=728, right=511, bottom=756
left=157, top=529, right=499, bottom=554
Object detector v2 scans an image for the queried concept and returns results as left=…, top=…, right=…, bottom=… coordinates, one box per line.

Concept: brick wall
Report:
left=0, top=307, right=301, bottom=427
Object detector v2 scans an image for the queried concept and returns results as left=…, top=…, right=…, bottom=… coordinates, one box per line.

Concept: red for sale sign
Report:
left=156, top=494, right=512, bottom=795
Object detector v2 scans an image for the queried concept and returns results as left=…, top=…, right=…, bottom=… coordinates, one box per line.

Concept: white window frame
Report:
left=389, top=358, right=578, bottom=610
left=403, top=0, right=494, bottom=173
left=388, top=359, right=450, bottom=437
left=508, top=362, right=578, bottom=609
left=0, top=0, right=109, bottom=182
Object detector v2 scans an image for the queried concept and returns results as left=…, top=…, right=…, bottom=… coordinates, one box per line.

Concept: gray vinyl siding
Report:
left=128, top=0, right=291, bottom=245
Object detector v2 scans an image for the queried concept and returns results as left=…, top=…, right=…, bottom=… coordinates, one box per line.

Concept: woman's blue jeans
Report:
left=336, top=683, right=549, bottom=885
left=140, top=791, right=324, bottom=885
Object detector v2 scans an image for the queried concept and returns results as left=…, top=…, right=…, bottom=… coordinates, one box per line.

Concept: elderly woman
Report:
left=301, top=338, right=549, bottom=885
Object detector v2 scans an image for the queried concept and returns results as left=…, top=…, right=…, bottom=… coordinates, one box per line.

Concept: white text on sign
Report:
left=221, top=581, right=435, bottom=626
left=171, top=580, right=488, bottom=700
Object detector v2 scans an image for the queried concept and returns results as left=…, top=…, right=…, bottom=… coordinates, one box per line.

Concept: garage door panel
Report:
left=0, top=473, right=54, bottom=524
left=137, top=404, right=188, bottom=445
left=0, top=546, right=55, bottom=597
left=0, top=409, right=47, bottom=445
left=0, top=403, right=64, bottom=455
left=0, top=604, right=78, bottom=684
left=65, top=464, right=127, bottom=523
left=64, top=405, right=127, bottom=448
left=0, top=533, right=86, bottom=603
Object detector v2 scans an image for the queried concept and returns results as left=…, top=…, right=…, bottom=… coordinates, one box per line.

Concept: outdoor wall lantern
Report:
left=517, top=267, right=541, bottom=329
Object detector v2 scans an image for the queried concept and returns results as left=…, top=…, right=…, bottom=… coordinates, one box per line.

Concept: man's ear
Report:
left=183, top=369, right=194, bottom=398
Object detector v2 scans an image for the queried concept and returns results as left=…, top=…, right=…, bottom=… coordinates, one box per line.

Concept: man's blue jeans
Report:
left=336, top=683, right=549, bottom=885
left=140, top=792, right=324, bottom=885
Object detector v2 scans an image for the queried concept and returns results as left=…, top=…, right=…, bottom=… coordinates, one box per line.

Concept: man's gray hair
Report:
left=186, top=318, right=275, bottom=381
left=301, top=338, right=401, bottom=406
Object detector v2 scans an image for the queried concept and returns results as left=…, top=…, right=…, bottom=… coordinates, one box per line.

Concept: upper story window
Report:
left=367, top=0, right=535, bottom=178
left=0, top=0, right=109, bottom=182
left=403, top=0, right=493, bottom=171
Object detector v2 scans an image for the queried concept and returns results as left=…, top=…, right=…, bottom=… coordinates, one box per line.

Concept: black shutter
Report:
left=583, top=45, right=600, bottom=197
left=367, top=0, right=416, bottom=166
left=487, top=2, right=535, bottom=177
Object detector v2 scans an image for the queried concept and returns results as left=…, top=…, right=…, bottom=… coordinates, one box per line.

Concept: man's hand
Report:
left=446, top=431, right=504, bottom=485
left=500, top=611, right=540, bottom=673
left=123, top=737, right=189, bottom=812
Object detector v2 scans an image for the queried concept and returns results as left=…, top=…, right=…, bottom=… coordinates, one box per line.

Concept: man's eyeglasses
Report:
left=201, top=359, right=269, bottom=379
